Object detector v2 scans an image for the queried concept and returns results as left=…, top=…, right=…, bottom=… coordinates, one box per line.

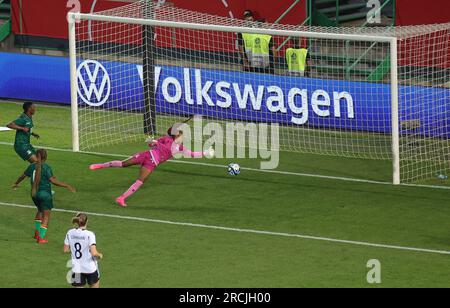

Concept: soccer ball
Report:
left=228, top=163, right=241, bottom=176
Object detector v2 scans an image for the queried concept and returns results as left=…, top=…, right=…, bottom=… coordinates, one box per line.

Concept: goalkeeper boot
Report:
left=116, top=197, right=128, bottom=207
left=89, top=164, right=104, bottom=170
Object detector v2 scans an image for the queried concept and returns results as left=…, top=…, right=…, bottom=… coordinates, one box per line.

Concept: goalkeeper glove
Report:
left=145, top=136, right=158, bottom=146
left=204, top=147, right=215, bottom=158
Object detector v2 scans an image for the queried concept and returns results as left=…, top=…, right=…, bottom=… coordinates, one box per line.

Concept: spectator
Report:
left=237, top=10, right=255, bottom=72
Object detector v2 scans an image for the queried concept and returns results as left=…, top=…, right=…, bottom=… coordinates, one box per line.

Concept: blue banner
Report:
left=1, top=52, right=449, bottom=137
left=0, top=52, right=71, bottom=103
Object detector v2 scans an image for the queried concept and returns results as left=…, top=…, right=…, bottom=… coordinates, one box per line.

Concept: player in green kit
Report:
left=13, top=149, right=76, bottom=244
left=7, top=102, right=40, bottom=163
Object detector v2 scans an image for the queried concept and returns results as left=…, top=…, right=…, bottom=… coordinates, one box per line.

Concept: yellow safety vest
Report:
left=286, top=48, right=308, bottom=74
left=251, top=34, right=272, bottom=68
left=242, top=33, right=254, bottom=61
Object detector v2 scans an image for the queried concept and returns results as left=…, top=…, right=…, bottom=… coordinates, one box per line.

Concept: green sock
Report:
left=34, top=220, right=42, bottom=232
left=39, top=225, right=48, bottom=239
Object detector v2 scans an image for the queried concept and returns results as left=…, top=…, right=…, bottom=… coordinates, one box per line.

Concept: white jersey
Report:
left=64, top=228, right=98, bottom=274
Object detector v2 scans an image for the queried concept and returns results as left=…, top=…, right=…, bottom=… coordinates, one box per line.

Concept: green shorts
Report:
left=32, top=191, right=54, bottom=211
left=14, top=144, right=36, bottom=161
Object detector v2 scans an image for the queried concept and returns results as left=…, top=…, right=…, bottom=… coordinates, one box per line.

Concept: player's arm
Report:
left=241, top=45, right=250, bottom=68
left=31, top=132, right=40, bottom=139
left=6, top=121, right=29, bottom=133
left=238, top=34, right=249, bottom=68
left=63, top=233, right=70, bottom=253
left=49, top=177, right=76, bottom=193
left=12, top=173, right=28, bottom=190
left=178, top=145, right=215, bottom=158
left=305, top=52, right=312, bottom=77
left=270, top=40, right=277, bottom=64
left=90, top=245, right=103, bottom=260
left=241, top=45, right=249, bottom=66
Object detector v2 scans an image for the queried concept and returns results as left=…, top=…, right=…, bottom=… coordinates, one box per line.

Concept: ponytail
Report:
left=32, top=149, right=47, bottom=198
left=72, top=213, right=88, bottom=228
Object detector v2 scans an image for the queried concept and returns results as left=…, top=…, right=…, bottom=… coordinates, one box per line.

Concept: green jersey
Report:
left=13, top=113, right=34, bottom=146
left=24, top=163, right=54, bottom=194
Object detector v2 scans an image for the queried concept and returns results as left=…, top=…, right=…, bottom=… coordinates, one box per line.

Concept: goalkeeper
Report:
left=7, top=102, right=40, bottom=163
left=89, top=123, right=215, bottom=207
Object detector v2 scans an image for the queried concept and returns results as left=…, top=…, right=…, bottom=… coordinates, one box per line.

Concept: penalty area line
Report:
left=1, top=201, right=450, bottom=256
left=1, top=142, right=450, bottom=190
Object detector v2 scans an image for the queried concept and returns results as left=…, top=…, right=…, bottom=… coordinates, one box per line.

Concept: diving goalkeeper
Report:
left=89, top=123, right=215, bottom=207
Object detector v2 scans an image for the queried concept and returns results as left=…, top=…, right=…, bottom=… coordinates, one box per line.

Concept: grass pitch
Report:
left=0, top=101, right=449, bottom=288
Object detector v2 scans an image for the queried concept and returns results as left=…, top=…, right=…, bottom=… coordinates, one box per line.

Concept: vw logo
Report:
left=77, top=60, right=111, bottom=107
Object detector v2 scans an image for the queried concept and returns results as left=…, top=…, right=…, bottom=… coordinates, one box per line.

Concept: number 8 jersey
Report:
left=64, top=228, right=98, bottom=274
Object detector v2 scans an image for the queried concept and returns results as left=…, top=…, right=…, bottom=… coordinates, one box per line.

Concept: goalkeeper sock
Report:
left=104, top=161, right=123, bottom=168
left=39, top=225, right=48, bottom=239
left=91, top=161, right=123, bottom=170
left=121, top=180, right=143, bottom=200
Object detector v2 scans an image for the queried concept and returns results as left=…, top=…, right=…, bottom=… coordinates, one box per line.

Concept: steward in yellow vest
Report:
left=286, top=38, right=310, bottom=77
left=286, top=48, right=308, bottom=76
left=251, top=34, right=272, bottom=69
left=239, top=10, right=256, bottom=72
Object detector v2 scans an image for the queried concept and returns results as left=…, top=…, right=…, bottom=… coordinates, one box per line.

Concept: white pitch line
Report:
left=1, top=201, right=450, bottom=256
left=1, top=141, right=450, bottom=190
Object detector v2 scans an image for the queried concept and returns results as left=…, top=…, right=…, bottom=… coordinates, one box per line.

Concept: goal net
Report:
left=68, top=1, right=450, bottom=184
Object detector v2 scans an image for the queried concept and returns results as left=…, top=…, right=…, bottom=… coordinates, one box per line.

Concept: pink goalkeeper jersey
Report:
left=149, top=136, right=201, bottom=166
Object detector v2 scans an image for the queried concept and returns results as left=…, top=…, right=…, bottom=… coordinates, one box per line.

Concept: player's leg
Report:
left=122, top=157, right=140, bottom=167
left=34, top=210, right=43, bottom=239
left=71, top=273, right=87, bottom=288
left=87, top=272, right=100, bottom=289
left=27, top=155, right=38, bottom=163
left=138, top=165, right=153, bottom=183
left=90, top=160, right=126, bottom=170
left=115, top=166, right=153, bottom=207
left=15, top=144, right=37, bottom=163
left=36, top=193, right=53, bottom=243
left=37, top=209, right=51, bottom=244
left=90, top=154, right=141, bottom=170
left=27, top=145, right=38, bottom=163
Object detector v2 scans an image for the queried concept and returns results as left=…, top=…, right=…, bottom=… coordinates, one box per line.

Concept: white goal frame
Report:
left=67, top=12, right=401, bottom=185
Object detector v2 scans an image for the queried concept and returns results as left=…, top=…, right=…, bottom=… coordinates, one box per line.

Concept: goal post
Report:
left=390, top=37, right=400, bottom=185
left=68, top=12, right=79, bottom=152
left=67, top=3, right=450, bottom=185
left=142, top=1, right=157, bottom=136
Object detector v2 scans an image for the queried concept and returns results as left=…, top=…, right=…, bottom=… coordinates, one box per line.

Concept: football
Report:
left=228, top=163, right=241, bottom=176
